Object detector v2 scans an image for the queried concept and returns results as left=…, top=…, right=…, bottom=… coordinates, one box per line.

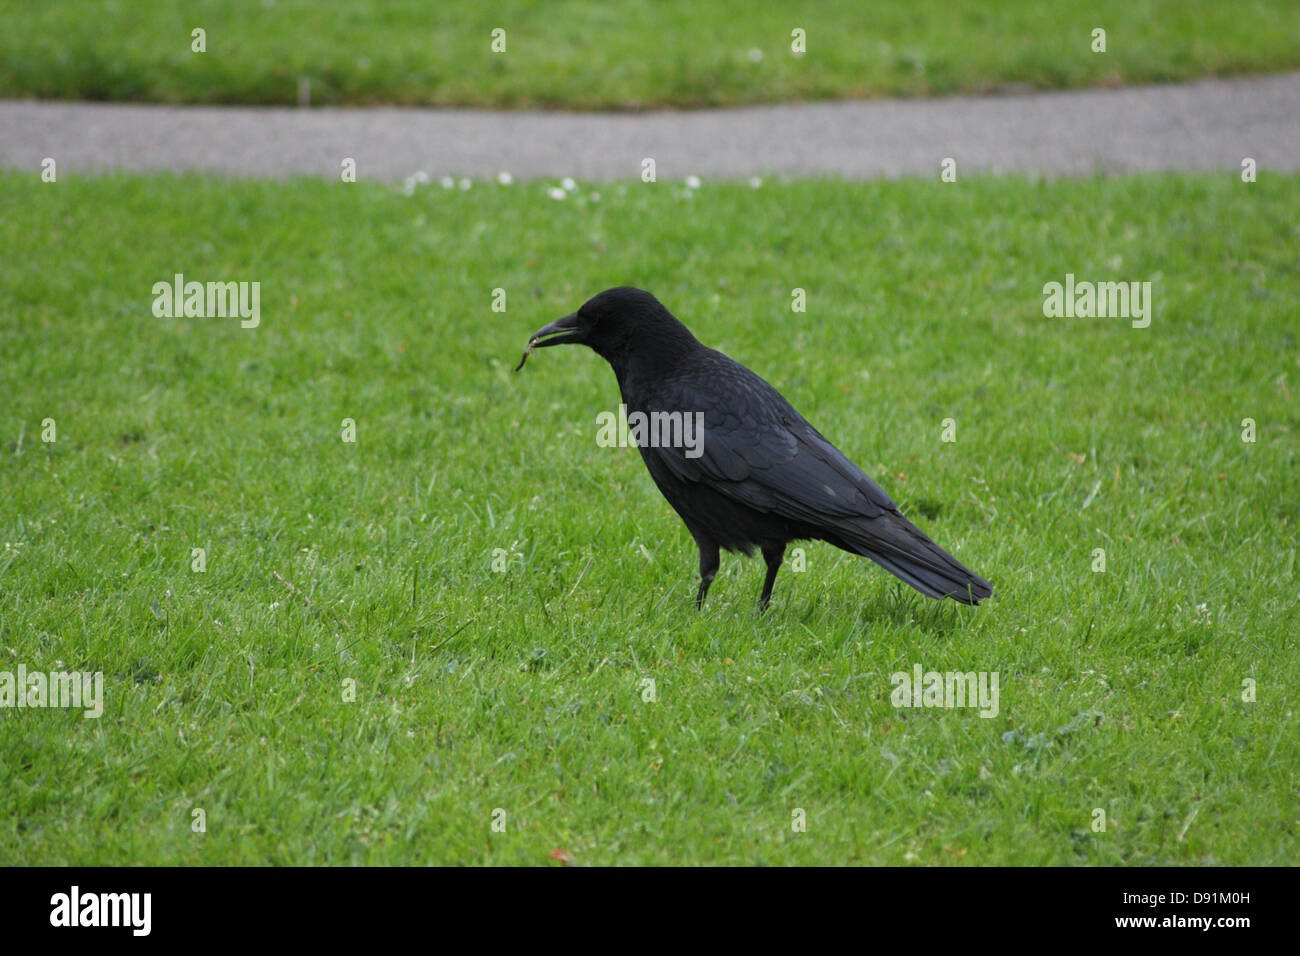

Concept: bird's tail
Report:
left=837, top=514, right=993, bottom=606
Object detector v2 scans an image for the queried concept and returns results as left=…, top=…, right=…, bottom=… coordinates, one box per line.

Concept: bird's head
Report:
left=515, top=287, right=698, bottom=372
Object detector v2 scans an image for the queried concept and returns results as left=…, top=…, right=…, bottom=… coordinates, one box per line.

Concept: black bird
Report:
left=517, top=287, right=993, bottom=610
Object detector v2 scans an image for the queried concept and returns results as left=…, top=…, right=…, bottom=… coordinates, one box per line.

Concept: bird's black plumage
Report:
left=519, top=287, right=993, bottom=609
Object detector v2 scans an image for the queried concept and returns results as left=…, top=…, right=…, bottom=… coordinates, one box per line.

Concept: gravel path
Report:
left=2, top=73, right=1297, bottom=182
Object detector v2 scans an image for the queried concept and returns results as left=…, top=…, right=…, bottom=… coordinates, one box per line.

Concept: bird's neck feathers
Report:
left=598, top=314, right=702, bottom=383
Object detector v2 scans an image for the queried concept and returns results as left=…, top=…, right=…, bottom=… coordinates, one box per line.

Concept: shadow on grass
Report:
left=783, top=580, right=970, bottom=637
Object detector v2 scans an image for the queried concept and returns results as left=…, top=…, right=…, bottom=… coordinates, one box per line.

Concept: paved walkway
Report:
left=2, top=73, right=1297, bottom=182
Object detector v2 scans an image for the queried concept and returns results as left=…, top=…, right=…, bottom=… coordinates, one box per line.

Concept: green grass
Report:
left=1, top=169, right=1297, bottom=865
left=3, top=0, right=1300, bottom=109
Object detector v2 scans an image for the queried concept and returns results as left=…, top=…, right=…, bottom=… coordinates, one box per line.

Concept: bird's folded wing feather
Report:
left=643, top=358, right=900, bottom=524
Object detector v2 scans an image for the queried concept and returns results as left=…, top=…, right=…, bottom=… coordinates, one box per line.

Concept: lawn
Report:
left=0, top=169, right=1296, bottom=864
left=2, top=0, right=1299, bottom=109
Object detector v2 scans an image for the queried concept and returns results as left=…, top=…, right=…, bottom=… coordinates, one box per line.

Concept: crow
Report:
left=517, top=287, right=993, bottom=610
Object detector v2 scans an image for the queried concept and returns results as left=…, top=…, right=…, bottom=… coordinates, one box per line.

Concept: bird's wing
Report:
left=643, top=356, right=900, bottom=524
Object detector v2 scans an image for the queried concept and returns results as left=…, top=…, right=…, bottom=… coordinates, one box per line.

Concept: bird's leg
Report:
left=695, top=539, right=720, bottom=609
left=758, top=543, right=786, bottom=611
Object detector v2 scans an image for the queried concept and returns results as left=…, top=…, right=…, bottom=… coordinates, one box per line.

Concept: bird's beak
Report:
left=514, top=311, right=584, bottom=371
left=528, top=312, right=584, bottom=349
